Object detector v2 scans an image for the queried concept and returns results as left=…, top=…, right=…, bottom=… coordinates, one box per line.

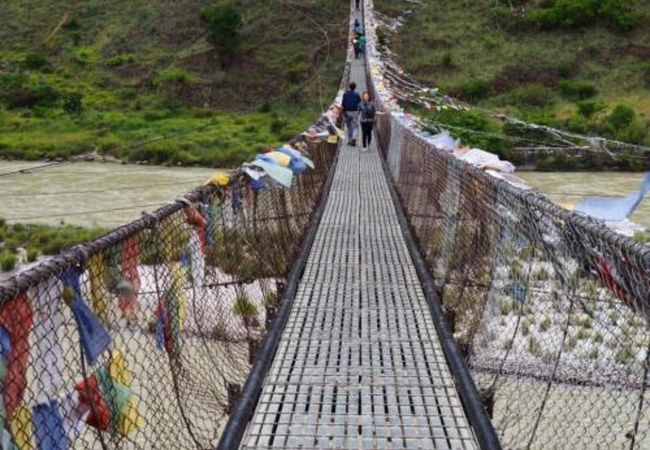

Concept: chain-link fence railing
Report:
left=0, top=137, right=337, bottom=450
left=374, top=108, right=650, bottom=449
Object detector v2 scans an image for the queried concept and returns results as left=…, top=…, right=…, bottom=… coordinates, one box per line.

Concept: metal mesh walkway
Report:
left=239, top=27, right=479, bottom=450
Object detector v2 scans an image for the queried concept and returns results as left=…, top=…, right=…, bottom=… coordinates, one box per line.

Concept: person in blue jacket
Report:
left=353, top=19, right=363, bottom=36
left=342, top=82, right=361, bottom=147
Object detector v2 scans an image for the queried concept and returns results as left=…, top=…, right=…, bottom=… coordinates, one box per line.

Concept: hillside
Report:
left=375, top=0, right=650, bottom=169
left=0, top=0, right=348, bottom=167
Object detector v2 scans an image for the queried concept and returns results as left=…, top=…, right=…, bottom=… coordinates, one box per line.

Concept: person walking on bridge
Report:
left=342, top=82, right=361, bottom=147
left=356, top=0, right=360, bottom=11
left=359, top=91, right=385, bottom=150
left=353, top=19, right=363, bottom=36
left=357, top=34, right=366, bottom=57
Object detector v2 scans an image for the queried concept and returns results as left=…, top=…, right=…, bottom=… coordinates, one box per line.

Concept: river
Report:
left=519, top=171, right=650, bottom=229
left=0, top=161, right=215, bottom=228
left=1, top=162, right=648, bottom=231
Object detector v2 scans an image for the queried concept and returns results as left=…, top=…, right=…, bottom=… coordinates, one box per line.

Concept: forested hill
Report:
left=0, top=0, right=348, bottom=166
left=376, top=0, right=650, bottom=168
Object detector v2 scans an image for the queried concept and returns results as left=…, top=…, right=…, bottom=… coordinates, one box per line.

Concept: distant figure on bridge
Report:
left=356, top=0, right=360, bottom=11
left=359, top=91, right=385, bottom=150
left=358, top=34, right=366, bottom=56
left=353, top=37, right=361, bottom=59
left=353, top=19, right=363, bottom=36
left=342, top=82, right=361, bottom=147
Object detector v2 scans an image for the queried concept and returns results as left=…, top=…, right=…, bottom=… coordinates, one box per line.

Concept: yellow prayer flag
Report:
left=266, top=152, right=292, bottom=167
left=10, top=405, right=33, bottom=450
left=208, top=171, right=230, bottom=187
left=88, top=254, right=109, bottom=325
left=109, top=350, right=134, bottom=387
left=117, top=397, right=145, bottom=436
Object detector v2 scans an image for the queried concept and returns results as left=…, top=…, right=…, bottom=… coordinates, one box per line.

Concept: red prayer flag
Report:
left=118, top=235, right=141, bottom=316
left=0, top=293, right=33, bottom=421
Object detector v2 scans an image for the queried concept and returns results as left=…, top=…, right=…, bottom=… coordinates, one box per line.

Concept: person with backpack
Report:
left=353, top=37, right=361, bottom=59
left=342, top=82, right=362, bottom=147
left=358, top=91, right=385, bottom=150
left=357, top=34, right=366, bottom=57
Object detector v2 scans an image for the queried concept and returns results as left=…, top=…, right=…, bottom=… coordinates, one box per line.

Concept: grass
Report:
left=375, top=0, right=650, bottom=170
left=0, top=219, right=106, bottom=271
left=0, top=107, right=315, bottom=167
left=0, top=0, right=347, bottom=166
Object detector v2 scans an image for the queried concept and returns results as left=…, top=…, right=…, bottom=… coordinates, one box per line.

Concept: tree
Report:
left=202, top=2, right=243, bottom=68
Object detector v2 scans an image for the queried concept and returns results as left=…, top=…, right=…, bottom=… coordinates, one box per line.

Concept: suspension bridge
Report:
left=0, top=1, right=648, bottom=450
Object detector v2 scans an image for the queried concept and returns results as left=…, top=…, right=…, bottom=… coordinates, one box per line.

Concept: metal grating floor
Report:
left=240, top=20, right=479, bottom=450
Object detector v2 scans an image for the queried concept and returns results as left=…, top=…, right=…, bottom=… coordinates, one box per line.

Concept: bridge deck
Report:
left=240, top=19, right=479, bottom=450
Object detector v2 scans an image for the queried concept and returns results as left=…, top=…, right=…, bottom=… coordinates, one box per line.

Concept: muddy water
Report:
left=1, top=162, right=648, bottom=231
left=0, top=161, right=216, bottom=227
left=519, top=171, right=650, bottom=229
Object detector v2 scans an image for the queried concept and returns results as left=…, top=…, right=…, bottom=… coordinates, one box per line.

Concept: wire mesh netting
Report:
left=0, top=139, right=337, bottom=450
left=375, top=111, right=650, bottom=450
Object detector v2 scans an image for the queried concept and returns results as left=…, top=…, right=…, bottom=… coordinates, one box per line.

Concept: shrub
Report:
left=202, top=2, right=243, bottom=67
left=32, top=84, right=60, bottom=107
left=615, top=341, right=636, bottom=365
left=576, top=100, right=603, bottom=118
left=606, top=104, right=635, bottom=128
left=155, top=68, right=197, bottom=86
left=264, top=291, right=281, bottom=308
left=530, top=0, right=640, bottom=31
left=556, top=62, right=574, bottom=79
left=27, top=248, right=39, bottom=263
left=269, top=118, right=288, bottom=135
left=528, top=337, right=543, bottom=357
left=461, top=79, right=490, bottom=101
left=233, top=296, right=258, bottom=317
left=534, top=267, right=551, bottom=281
left=24, top=53, right=51, bottom=71
left=63, top=93, right=83, bottom=115
left=106, top=54, right=136, bottom=67
left=565, top=335, right=578, bottom=351
left=539, top=317, right=552, bottom=332
left=0, top=253, right=17, bottom=272
left=375, top=26, right=389, bottom=52
left=5, top=81, right=60, bottom=109
left=518, top=84, right=554, bottom=107
left=64, top=17, right=81, bottom=31
left=559, top=80, right=597, bottom=100
left=543, top=0, right=598, bottom=27
left=597, top=105, right=648, bottom=145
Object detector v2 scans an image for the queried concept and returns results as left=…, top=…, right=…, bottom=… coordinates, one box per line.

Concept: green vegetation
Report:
left=528, top=336, right=543, bottom=357
left=0, top=219, right=106, bottom=271
left=233, top=295, right=259, bottom=327
left=0, top=0, right=347, bottom=167
left=0, top=253, right=18, bottom=271
left=528, top=0, right=641, bottom=32
left=539, top=316, right=552, bottom=332
left=264, top=291, right=281, bottom=308
left=376, top=0, right=650, bottom=170
left=202, top=2, right=243, bottom=68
